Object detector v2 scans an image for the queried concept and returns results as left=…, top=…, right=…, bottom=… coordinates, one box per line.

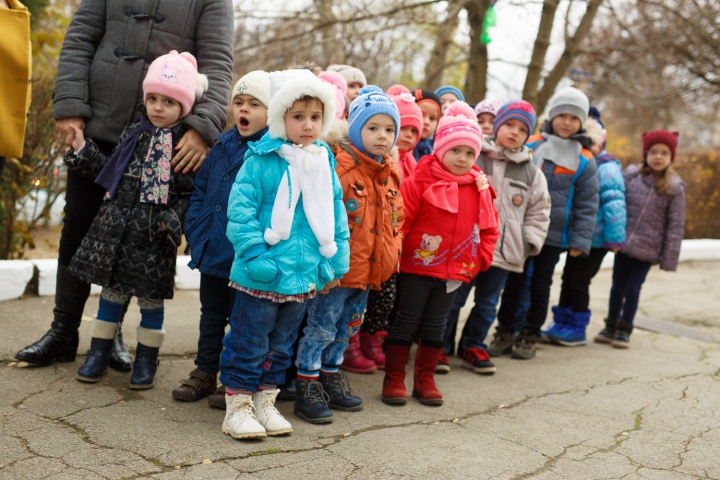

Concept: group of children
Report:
left=60, top=52, right=686, bottom=441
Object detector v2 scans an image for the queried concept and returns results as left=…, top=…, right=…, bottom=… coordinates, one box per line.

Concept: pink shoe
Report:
left=360, top=331, right=387, bottom=370
left=340, top=332, right=377, bottom=374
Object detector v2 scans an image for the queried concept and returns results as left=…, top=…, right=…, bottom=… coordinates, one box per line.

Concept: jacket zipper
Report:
left=626, top=181, right=653, bottom=248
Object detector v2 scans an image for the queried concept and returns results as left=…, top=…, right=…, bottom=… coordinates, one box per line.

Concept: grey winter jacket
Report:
left=52, top=0, right=233, bottom=146
left=621, top=164, right=686, bottom=271
left=475, top=143, right=551, bottom=273
left=527, top=134, right=599, bottom=255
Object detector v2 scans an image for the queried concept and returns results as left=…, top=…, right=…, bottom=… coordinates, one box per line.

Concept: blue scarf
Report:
left=412, top=136, right=435, bottom=162
left=95, top=117, right=173, bottom=203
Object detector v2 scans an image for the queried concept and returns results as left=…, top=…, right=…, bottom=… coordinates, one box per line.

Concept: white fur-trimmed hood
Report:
left=267, top=69, right=337, bottom=141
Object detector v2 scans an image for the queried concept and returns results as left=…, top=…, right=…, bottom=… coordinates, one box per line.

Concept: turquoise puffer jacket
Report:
left=591, top=151, right=627, bottom=249
left=226, top=133, right=350, bottom=295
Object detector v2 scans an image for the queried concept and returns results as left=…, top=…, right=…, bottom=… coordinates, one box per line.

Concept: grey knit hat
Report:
left=548, top=87, right=589, bottom=124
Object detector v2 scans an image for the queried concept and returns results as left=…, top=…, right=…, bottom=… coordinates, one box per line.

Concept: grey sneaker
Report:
left=612, top=330, right=630, bottom=349
left=488, top=330, right=514, bottom=357
left=511, top=333, right=538, bottom=360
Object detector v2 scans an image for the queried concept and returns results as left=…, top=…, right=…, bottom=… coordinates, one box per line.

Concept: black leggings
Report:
left=386, top=273, right=458, bottom=348
left=361, top=273, right=398, bottom=334
left=558, top=248, right=608, bottom=312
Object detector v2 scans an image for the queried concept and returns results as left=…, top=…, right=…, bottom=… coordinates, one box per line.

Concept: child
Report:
left=293, top=85, right=404, bottom=423
left=435, top=85, right=465, bottom=114
left=474, top=99, right=503, bottom=136
left=382, top=102, right=499, bottom=406
left=440, top=101, right=550, bottom=374
left=491, top=87, right=599, bottom=360
left=327, top=64, right=367, bottom=102
left=219, top=69, right=350, bottom=440
left=65, top=51, right=206, bottom=388
left=596, top=130, right=685, bottom=348
left=412, top=89, right=442, bottom=161
left=172, top=71, right=270, bottom=408
left=390, top=88, right=424, bottom=180
left=545, top=116, right=626, bottom=346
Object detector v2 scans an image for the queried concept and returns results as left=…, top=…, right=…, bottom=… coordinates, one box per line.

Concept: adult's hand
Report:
left=173, top=128, right=208, bottom=174
left=56, top=117, right=85, bottom=147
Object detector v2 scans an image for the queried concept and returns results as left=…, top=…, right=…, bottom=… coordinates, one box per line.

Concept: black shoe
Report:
left=294, top=379, right=333, bottom=424
left=76, top=337, right=113, bottom=382
left=594, top=318, right=617, bottom=344
left=277, top=380, right=297, bottom=401
left=108, top=325, right=132, bottom=372
left=16, top=265, right=89, bottom=366
left=129, top=343, right=160, bottom=389
left=461, top=348, right=496, bottom=374
left=612, top=322, right=632, bottom=349
left=319, top=370, right=363, bottom=411
left=511, top=331, right=539, bottom=360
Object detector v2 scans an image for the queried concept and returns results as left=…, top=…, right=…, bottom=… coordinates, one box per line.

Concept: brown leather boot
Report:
left=171, top=369, right=217, bottom=402
left=207, top=385, right=227, bottom=409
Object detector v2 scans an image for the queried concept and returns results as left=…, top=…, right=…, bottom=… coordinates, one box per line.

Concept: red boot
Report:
left=412, top=343, right=443, bottom=406
left=340, top=332, right=377, bottom=374
left=382, top=343, right=411, bottom=405
left=360, top=331, right=387, bottom=370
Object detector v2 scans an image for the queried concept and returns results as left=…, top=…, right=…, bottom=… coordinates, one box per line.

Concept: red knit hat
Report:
left=642, top=130, right=679, bottom=161
left=390, top=92, right=423, bottom=146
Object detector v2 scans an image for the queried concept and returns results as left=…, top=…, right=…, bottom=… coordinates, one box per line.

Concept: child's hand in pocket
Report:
left=247, top=253, right=279, bottom=283
left=319, top=278, right=340, bottom=294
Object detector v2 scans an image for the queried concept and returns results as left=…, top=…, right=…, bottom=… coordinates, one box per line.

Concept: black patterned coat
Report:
left=64, top=121, right=195, bottom=299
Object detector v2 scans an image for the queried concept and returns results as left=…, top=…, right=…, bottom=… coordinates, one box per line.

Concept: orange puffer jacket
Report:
left=333, top=143, right=405, bottom=290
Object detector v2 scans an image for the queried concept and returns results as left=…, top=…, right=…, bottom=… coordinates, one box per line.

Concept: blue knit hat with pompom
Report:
left=348, top=85, right=400, bottom=153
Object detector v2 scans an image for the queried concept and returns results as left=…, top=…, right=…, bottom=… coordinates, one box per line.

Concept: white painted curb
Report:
left=0, top=239, right=717, bottom=301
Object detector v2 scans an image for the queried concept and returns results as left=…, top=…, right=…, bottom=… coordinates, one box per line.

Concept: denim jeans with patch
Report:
left=219, top=291, right=307, bottom=391
left=295, top=286, right=371, bottom=372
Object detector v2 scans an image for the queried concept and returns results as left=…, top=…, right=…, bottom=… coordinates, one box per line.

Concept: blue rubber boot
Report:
left=76, top=319, right=118, bottom=383
left=542, top=306, right=571, bottom=343
left=551, top=310, right=591, bottom=346
left=129, top=326, right=165, bottom=390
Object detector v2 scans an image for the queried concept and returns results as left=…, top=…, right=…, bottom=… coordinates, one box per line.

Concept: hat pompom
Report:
left=359, top=85, right=383, bottom=96
left=444, top=101, right=476, bottom=120
left=387, top=84, right=411, bottom=96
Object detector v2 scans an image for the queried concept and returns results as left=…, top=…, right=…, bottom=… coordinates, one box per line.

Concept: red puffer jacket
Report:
left=400, top=154, right=499, bottom=282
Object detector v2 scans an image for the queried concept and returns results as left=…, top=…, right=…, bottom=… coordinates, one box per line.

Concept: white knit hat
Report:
left=326, top=64, right=367, bottom=87
left=548, top=87, right=589, bottom=124
left=267, top=69, right=336, bottom=141
left=232, top=70, right=271, bottom=108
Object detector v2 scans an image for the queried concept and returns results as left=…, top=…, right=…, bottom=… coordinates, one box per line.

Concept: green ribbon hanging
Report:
left=480, top=3, right=496, bottom=44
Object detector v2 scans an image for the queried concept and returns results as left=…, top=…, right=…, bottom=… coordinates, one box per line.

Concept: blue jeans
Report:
left=442, top=267, right=509, bottom=354
left=296, top=287, right=370, bottom=372
left=608, top=252, right=652, bottom=325
left=195, top=273, right=236, bottom=376
left=219, top=291, right=307, bottom=391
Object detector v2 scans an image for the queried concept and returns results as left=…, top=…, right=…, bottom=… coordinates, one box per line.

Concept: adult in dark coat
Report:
left=16, top=0, right=234, bottom=368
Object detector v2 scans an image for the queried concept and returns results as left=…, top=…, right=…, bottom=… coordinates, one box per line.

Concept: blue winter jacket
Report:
left=591, top=151, right=627, bottom=249
left=226, top=133, right=351, bottom=294
left=527, top=134, right=599, bottom=255
left=184, top=127, right=268, bottom=279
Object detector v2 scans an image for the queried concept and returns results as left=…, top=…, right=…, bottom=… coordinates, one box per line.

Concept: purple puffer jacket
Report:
left=622, top=164, right=686, bottom=271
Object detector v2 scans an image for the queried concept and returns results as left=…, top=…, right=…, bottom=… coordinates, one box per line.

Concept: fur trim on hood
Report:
left=322, top=118, right=349, bottom=147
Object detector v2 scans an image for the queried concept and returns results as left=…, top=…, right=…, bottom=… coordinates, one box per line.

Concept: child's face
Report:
left=233, top=94, right=268, bottom=137
left=439, top=93, right=459, bottom=114
left=284, top=98, right=323, bottom=147
left=551, top=113, right=582, bottom=139
left=477, top=113, right=495, bottom=136
left=396, top=125, right=419, bottom=153
left=419, top=102, right=439, bottom=140
left=442, top=145, right=476, bottom=175
left=646, top=143, right=672, bottom=174
left=347, top=82, right=363, bottom=102
left=361, top=114, right=396, bottom=156
left=145, top=93, right=183, bottom=128
left=495, top=119, right=529, bottom=150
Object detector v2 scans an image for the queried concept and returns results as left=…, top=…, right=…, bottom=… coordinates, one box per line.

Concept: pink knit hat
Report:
left=433, top=101, right=483, bottom=161
left=386, top=84, right=411, bottom=96
left=390, top=92, right=423, bottom=144
left=319, top=71, right=348, bottom=120
left=143, top=50, right=208, bottom=118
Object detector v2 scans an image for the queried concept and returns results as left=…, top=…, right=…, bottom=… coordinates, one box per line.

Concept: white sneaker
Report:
left=253, top=389, right=293, bottom=436
left=221, top=393, right=267, bottom=440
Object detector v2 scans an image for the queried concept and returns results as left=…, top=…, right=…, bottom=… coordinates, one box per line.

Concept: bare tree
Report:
left=463, top=0, right=492, bottom=101
left=421, top=0, right=465, bottom=91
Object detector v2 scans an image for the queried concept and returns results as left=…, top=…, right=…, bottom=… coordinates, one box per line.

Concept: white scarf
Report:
left=264, top=143, right=337, bottom=258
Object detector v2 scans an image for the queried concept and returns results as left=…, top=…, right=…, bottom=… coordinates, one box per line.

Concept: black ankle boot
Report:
left=76, top=337, right=113, bottom=382
left=16, top=265, right=89, bottom=366
left=108, top=323, right=132, bottom=372
left=594, top=318, right=618, bottom=344
left=130, top=343, right=160, bottom=389
left=612, top=322, right=633, bottom=349
left=294, top=379, right=333, bottom=424
left=320, top=371, right=363, bottom=411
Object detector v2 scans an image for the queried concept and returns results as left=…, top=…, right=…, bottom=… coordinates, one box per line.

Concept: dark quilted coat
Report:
left=622, top=164, right=685, bottom=271
left=64, top=121, right=195, bottom=299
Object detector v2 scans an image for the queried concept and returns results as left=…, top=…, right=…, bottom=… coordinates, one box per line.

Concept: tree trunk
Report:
left=464, top=0, right=491, bottom=101
left=535, top=0, right=604, bottom=113
left=315, top=0, right=341, bottom=67
left=421, top=0, right=464, bottom=91
left=522, top=0, right=560, bottom=109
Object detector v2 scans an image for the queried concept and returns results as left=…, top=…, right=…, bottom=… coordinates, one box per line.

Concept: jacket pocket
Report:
left=345, top=181, right=368, bottom=245
left=500, top=219, right=526, bottom=267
